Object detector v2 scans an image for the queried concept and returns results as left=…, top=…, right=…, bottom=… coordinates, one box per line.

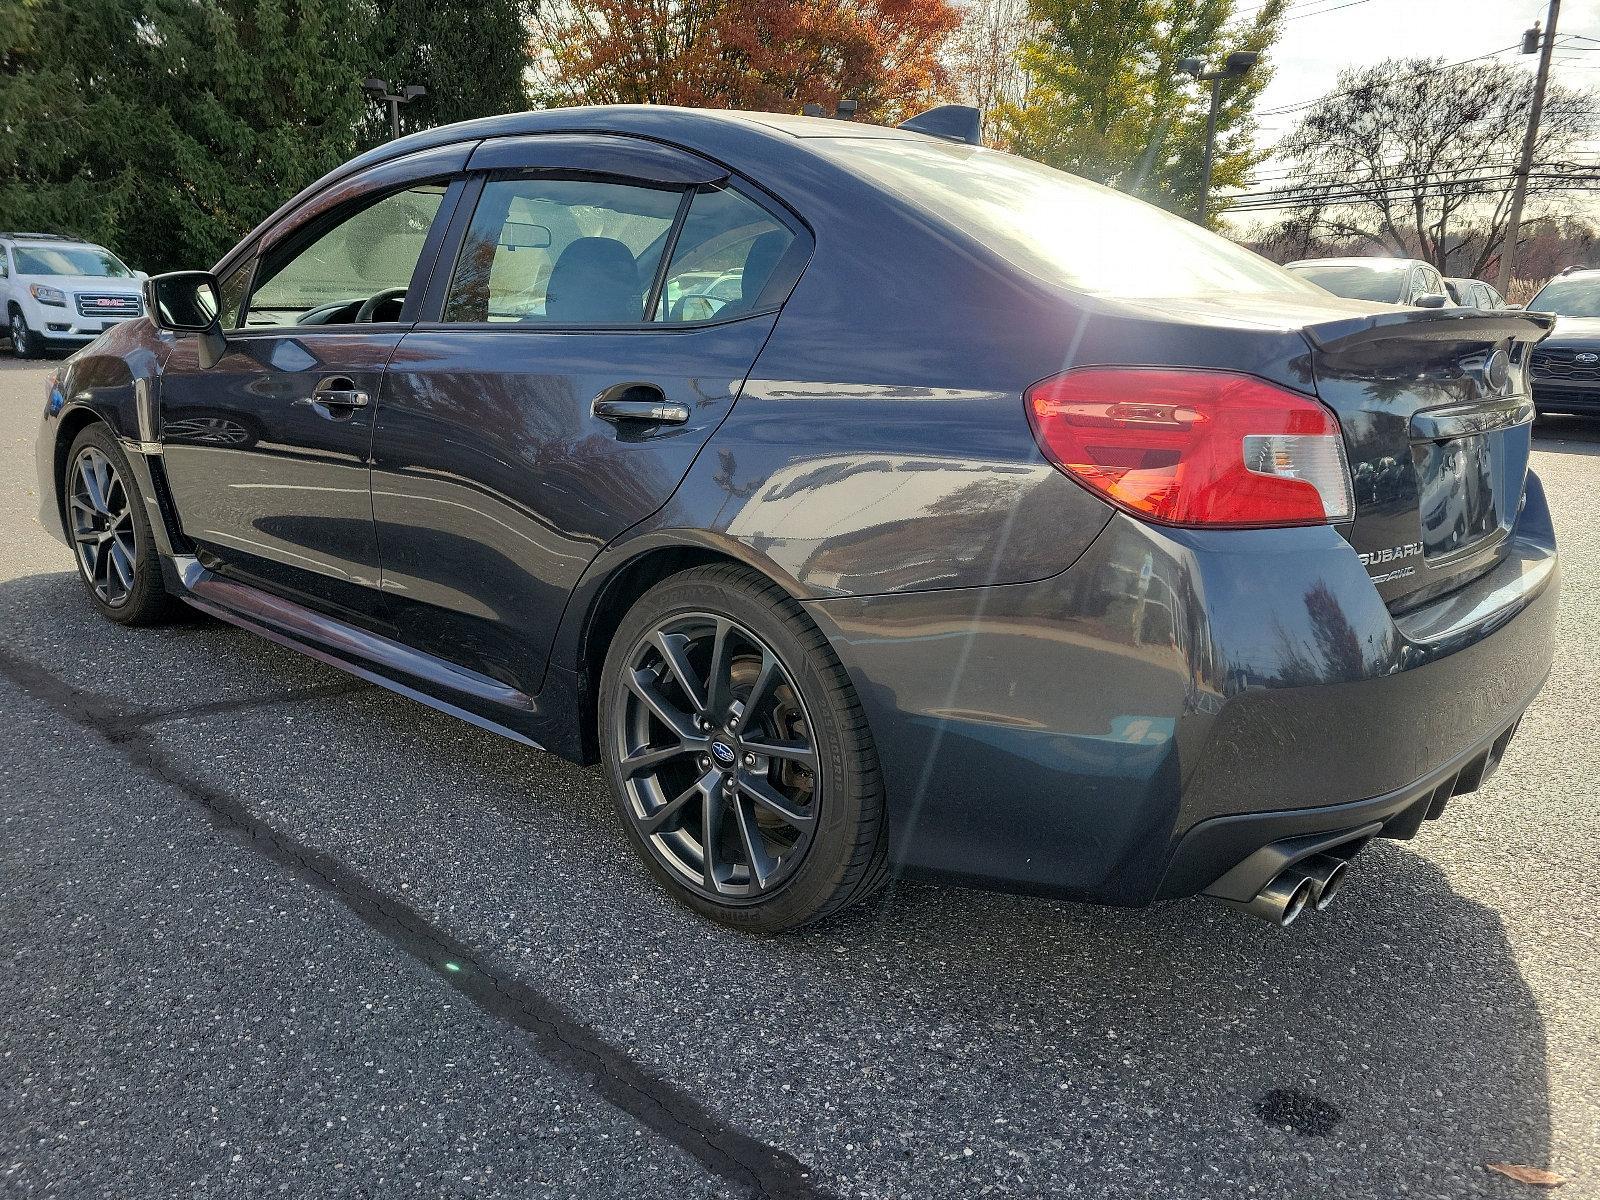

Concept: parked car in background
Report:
left=2, top=233, right=145, bottom=357
left=1445, top=277, right=1506, bottom=310
left=35, top=104, right=1559, bottom=935
left=1284, top=256, right=1450, bottom=307
left=1525, top=267, right=1600, bottom=416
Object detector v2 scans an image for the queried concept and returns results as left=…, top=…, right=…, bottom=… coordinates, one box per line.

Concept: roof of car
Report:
left=330, top=105, right=929, bottom=183
left=219, top=104, right=961, bottom=276
left=3, top=233, right=105, bottom=248
left=1285, top=256, right=1417, bottom=271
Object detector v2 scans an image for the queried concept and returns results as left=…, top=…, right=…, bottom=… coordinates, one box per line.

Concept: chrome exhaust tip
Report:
left=1234, top=870, right=1316, bottom=927
left=1299, top=854, right=1349, bottom=911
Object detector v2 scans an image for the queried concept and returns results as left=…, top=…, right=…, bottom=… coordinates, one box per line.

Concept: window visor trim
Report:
left=466, top=134, right=730, bottom=187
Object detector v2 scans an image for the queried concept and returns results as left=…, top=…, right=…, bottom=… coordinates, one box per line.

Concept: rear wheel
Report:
left=63, top=424, right=176, bottom=625
left=600, top=563, right=887, bottom=932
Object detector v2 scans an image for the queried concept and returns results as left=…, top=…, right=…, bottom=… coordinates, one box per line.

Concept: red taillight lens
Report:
left=1024, top=368, right=1352, bottom=528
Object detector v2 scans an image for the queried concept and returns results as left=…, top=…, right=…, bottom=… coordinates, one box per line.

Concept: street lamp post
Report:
left=1179, top=51, right=1259, bottom=223
left=362, top=77, right=427, bottom=142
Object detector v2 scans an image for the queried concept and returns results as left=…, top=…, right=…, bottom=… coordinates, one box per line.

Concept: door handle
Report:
left=297, top=376, right=371, bottom=420
left=310, top=387, right=370, bottom=408
left=593, top=384, right=688, bottom=426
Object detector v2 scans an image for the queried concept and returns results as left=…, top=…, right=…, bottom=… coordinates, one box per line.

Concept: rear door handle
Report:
left=593, top=384, right=688, bottom=426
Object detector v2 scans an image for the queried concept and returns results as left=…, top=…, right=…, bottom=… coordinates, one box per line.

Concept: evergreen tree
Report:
left=992, top=0, right=1285, bottom=223
left=0, top=0, right=534, bottom=271
left=362, top=0, right=535, bottom=144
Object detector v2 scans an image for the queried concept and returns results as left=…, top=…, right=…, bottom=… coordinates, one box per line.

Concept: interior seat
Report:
left=541, top=237, right=642, bottom=323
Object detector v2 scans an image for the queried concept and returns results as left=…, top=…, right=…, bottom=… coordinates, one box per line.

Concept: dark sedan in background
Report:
left=35, top=104, right=1558, bottom=934
left=1284, top=255, right=1452, bottom=307
left=1526, top=267, right=1600, bottom=416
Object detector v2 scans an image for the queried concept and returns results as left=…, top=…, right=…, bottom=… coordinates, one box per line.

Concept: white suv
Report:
left=1, top=233, right=146, bottom=358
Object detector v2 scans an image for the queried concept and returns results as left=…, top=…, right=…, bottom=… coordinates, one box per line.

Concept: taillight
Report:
left=1024, top=368, right=1352, bottom=528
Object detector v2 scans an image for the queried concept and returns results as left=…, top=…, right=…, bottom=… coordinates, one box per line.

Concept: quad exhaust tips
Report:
left=1224, top=855, right=1350, bottom=926
left=1298, top=854, right=1348, bottom=911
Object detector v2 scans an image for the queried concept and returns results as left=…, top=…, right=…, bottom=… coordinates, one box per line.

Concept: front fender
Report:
left=34, top=320, right=174, bottom=553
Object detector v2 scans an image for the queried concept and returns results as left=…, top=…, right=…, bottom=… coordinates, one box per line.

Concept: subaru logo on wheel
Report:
left=710, top=741, right=736, bottom=765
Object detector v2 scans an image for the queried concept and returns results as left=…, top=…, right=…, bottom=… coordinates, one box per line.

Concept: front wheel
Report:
left=63, top=424, right=177, bottom=625
left=600, top=563, right=887, bottom=932
left=9, top=308, right=41, bottom=358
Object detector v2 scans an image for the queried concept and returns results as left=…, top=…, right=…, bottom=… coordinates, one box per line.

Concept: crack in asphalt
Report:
left=0, top=642, right=830, bottom=1200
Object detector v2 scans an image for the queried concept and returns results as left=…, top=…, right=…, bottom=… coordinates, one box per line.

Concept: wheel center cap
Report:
left=709, top=740, right=737, bottom=767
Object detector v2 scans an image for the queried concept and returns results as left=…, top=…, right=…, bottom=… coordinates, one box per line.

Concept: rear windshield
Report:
left=1286, top=263, right=1407, bottom=303
left=14, top=245, right=133, bottom=278
left=816, top=138, right=1319, bottom=300
left=1527, top=277, right=1600, bottom=318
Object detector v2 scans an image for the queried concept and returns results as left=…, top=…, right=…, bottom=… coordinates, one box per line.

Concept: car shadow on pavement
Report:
left=1534, top=415, right=1600, bottom=456
left=0, top=567, right=1557, bottom=1195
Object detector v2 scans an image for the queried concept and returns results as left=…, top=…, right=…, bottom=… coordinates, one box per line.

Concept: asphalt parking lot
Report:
left=2, top=355, right=1598, bottom=1199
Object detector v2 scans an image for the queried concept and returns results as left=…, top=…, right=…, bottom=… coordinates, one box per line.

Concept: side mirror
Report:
left=145, top=270, right=227, bottom=368
left=1415, top=292, right=1448, bottom=309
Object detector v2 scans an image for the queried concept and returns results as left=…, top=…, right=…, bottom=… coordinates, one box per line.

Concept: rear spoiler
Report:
left=1303, top=307, right=1555, bottom=353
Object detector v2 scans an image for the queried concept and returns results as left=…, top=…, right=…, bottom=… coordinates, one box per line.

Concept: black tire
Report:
left=600, top=563, right=888, bottom=933
left=9, top=307, right=41, bottom=359
left=62, top=423, right=178, bottom=626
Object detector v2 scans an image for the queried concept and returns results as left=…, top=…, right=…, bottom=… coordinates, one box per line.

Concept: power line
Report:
left=1234, top=0, right=1377, bottom=22
left=1257, top=43, right=1523, bottom=116
left=1232, top=163, right=1599, bottom=198
left=1221, top=171, right=1598, bottom=211
left=1242, top=154, right=1600, bottom=187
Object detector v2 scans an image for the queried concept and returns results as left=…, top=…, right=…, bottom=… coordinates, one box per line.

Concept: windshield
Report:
left=817, top=138, right=1320, bottom=300
left=1527, top=277, right=1600, bottom=318
left=14, top=245, right=133, bottom=278
left=1286, top=263, right=1408, bottom=303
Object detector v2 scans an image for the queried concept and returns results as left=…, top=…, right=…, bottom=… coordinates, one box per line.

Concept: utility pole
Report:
left=362, top=77, right=427, bottom=142
left=1179, top=52, right=1259, bottom=224
left=1495, top=0, right=1561, bottom=297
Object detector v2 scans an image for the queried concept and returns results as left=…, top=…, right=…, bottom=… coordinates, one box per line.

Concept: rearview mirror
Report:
left=1415, top=292, right=1448, bottom=309
left=146, top=270, right=227, bottom=368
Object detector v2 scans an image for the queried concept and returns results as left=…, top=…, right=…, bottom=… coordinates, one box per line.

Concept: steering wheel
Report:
left=356, top=287, right=407, bottom=323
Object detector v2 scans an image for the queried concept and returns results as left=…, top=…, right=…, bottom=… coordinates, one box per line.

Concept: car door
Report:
left=157, top=143, right=470, bottom=615
left=370, top=135, right=810, bottom=694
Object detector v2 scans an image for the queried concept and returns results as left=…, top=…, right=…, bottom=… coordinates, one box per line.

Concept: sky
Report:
left=1224, top=0, right=1600, bottom=226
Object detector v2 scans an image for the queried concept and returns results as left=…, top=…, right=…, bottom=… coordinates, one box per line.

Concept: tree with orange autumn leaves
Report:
left=533, top=0, right=960, bottom=123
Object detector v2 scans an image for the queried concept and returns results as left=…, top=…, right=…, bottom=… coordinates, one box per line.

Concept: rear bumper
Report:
left=806, top=471, right=1558, bottom=905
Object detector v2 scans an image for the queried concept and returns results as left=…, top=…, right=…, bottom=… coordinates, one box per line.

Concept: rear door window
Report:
left=655, top=188, right=798, bottom=323
left=442, top=178, right=681, bottom=324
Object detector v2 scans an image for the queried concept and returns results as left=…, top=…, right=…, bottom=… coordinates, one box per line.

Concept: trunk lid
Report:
left=1303, top=307, right=1554, bottom=610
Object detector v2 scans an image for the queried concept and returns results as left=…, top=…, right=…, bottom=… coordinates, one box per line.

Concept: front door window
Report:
left=245, top=184, right=447, bottom=327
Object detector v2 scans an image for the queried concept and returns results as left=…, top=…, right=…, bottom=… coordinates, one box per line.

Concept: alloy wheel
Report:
left=10, top=312, right=28, bottom=356
left=69, top=447, right=137, bottom=607
left=614, top=612, right=819, bottom=902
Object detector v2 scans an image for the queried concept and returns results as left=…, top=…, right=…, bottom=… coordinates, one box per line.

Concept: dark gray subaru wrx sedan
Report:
left=36, top=104, right=1558, bottom=933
